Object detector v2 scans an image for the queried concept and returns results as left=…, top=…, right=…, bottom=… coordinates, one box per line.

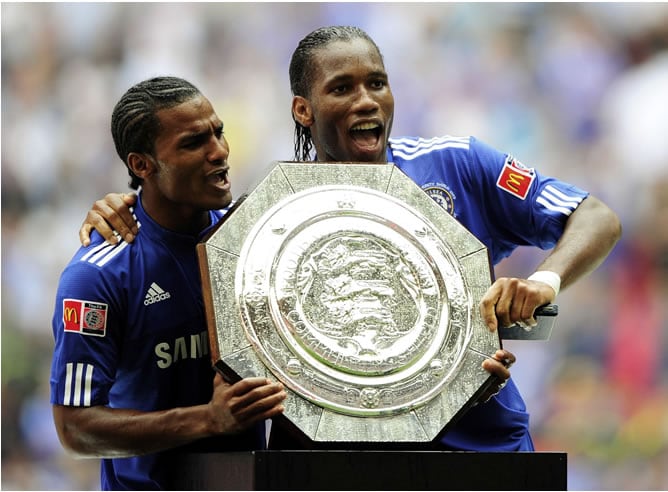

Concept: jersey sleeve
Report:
left=466, top=137, right=589, bottom=260
left=50, top=251, right=123, bottom=408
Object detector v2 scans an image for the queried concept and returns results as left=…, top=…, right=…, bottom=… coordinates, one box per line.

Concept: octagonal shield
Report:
left=197, top=162, right=501, bottom=443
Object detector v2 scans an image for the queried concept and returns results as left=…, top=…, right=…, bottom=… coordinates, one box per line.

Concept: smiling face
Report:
left=128, top=94, right=232, bottom=233
left=293, top=38, right=395, bottom=163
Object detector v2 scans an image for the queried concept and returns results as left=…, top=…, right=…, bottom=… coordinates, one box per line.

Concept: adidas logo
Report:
left=144, top=282, right=171, bottom=306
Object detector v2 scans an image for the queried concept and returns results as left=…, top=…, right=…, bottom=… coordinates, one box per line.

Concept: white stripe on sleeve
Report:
left=62, top=362, right=94, bottom=406
left=536, top=196, right=575, bottom=216
left=64, top=362, right=73, bottom=405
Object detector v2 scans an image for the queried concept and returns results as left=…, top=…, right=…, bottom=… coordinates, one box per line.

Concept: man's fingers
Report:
left=228, top=379, right=286, bottom=408
left=79, top=223, right=94, bottom=247
left=482, top=277, right=550, bottom=331
left=482, top=358, right=511, bottom=379
left=210, top=374, right=286, bottom=434
left=229, top=377, right=279, bottom=395
left=482, top=349, right=515, bottom=380
left=476, top=349, right=516, bottom=405
left=122, top=192, right=138, bottom=207
left=80, top=209, right=118, bottom=245
left=96, top=194, right=137, bottom=242
left=119, top=193, right=140, bottom=236
left=238, top=390, right=287, bottom=420
left=227, top=379, right=287, bottom=424
left=480, top=278, right=523, bottom=330
left=80, top=193, right=139, bottom=245
left=480, top=284, right=503, bottom=332
left=495, top=349, right=516, bottom=367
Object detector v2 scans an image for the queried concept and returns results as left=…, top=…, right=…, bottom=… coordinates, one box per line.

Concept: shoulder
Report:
left=76, top=238, right=133, bottom=269
left=388, top=135, right=471, bottom=161
left=56, top=240, right=128, bottom=297
left=54, top=243, right=127, bottom=329
left=59, top=233, right=147, bottom=288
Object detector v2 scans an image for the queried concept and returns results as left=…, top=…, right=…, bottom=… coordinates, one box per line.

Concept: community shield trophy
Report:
left=197, top=162, right=501, bottom=444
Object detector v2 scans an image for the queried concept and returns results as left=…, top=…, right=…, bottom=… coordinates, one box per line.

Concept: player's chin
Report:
left=202, top=190, right=233, bottom=211
left=348, top=146, right=386, bottom=164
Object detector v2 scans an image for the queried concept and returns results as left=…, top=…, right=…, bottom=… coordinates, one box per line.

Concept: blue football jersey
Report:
left=387, top=135, right=588, bottom=451
left=50, top=194, right=264, bottom=490
left=388, top=135, right=587, bottom=264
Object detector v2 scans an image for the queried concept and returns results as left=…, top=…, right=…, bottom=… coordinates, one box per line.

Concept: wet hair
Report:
left=289, top=26, right=384, bottom=161
left=110, top=76, right=201, bottom=189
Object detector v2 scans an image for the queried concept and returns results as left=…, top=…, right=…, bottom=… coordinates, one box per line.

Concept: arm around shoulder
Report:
left=79, top=192, right=138, bottom=246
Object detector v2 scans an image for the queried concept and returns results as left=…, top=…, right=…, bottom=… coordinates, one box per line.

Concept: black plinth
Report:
left=172, top=450, right=567, bottom=490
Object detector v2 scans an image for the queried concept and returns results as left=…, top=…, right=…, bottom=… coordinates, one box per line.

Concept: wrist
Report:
left=527, top=270, right=561, bottom=297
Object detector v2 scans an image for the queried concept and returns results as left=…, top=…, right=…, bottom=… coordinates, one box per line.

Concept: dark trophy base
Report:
left=172, top=450, right=567, bottom=490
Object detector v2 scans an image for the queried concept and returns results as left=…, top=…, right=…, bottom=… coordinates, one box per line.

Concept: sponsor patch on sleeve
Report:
left=496, top=155, right=535, bottom=200
left=63, top=299, right=108, bottom=337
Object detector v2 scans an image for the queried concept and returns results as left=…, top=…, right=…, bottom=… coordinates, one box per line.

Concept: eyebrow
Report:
left=178, top=122, right=223, bottom=145
left=177, top=129, right=209, bottom=147
left=326, top=70, right=388, bottom=84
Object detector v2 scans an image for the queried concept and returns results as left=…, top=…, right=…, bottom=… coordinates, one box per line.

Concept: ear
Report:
left=127, top=152, right=155, bottom=180
left=292, top=96, right=313, bottom=127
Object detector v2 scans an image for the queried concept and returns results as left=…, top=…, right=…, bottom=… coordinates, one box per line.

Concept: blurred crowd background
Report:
left=2, top=2, right=668, bottom=490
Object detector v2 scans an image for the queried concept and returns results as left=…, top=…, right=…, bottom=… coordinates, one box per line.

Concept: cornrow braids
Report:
left=110, top=76, right=201, bottom=189
left=288, top=26, right=384, bottom=162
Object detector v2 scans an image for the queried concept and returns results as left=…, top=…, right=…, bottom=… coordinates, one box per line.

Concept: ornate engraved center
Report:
left=280, top=230, right=439, bottom=376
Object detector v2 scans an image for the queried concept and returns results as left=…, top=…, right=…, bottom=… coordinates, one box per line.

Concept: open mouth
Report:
left=207, top=167, right=230, bottom=186
left=350, top=121, right=382, bottom=149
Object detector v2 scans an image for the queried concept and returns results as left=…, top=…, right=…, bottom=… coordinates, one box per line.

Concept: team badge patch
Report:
left=63, top=299, right=107, bottom=337
left=496, top=155, right=535, bottom=200
left=424, top=184, right=456, bottom=216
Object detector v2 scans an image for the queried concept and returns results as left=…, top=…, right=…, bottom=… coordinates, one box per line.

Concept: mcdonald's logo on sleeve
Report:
left=496, top=158, right=535, bottom=200
left=63, top=299, right=108, bottom=337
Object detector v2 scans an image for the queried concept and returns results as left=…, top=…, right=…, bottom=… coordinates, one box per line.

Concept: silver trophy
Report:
left=197, top=162, right=552, bottom=443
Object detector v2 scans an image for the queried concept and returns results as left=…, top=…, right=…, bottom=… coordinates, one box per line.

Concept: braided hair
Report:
left=288, top=26, right=383, bottom=162
left=111, top=76, right=201, bottom=189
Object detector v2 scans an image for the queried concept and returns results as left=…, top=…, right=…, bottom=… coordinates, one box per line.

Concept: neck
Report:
left=140, top=192, right=210, bottom=236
